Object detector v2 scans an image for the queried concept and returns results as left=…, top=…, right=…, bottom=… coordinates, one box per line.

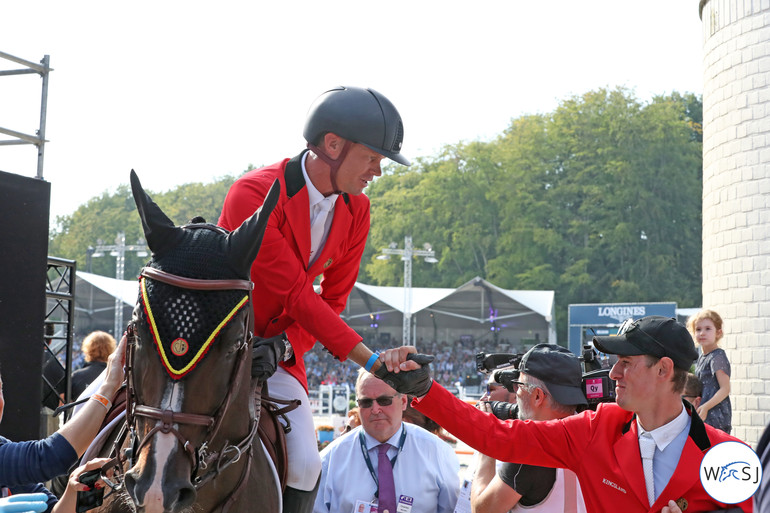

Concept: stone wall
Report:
left=700, top=0, right=770, bottom=446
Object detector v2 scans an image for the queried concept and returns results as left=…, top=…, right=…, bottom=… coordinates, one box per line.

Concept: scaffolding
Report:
left=44, top=258, right=76, bottom=412
left=0, top=51, right=52, bottom=179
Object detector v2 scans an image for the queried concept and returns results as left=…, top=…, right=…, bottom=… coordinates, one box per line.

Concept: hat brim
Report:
left=546, top=382, right=588, bottom=406
left=592, top=335, right=647, bottom=358
left=362, top=143, right=411, bottom=166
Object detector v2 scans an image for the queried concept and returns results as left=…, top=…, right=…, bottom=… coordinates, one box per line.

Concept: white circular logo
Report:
left=700, top=440, right=762, bottom=504
left=333, top=395, right=348, bottom=412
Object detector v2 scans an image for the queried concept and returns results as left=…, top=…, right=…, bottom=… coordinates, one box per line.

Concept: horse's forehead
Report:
left=151, top=226, right=235, bottom=281
left=138, top=277, right=248, bottom=380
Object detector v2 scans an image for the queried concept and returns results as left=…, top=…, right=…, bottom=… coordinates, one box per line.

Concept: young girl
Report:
left=688, top=309, right=732, bottom=434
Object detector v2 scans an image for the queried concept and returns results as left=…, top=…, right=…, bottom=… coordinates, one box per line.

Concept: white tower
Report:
left=699, top=0, right=770, bottom=445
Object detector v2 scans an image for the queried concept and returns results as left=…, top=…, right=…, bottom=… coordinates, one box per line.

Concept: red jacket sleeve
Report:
left=413, top=382, right=592, bottom=471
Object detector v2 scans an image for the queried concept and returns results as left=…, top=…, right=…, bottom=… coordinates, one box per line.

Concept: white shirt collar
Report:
left=637, top=404, right=689, bottom=451
left=301, top=151, right=338, bottom=208
left=363, top=423, right=406, bottom=451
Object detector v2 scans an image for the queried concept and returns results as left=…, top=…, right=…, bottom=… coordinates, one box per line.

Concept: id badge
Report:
left=353, top=499, right=378, bottom=513
left=396, top=495, right=414, bottom=513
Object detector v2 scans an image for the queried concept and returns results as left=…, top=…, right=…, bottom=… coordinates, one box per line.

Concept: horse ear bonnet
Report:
left=130, top=170, right=279, bottom=379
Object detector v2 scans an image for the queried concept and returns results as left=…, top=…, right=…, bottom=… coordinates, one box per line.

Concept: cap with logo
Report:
left=592, top=315, right=698, bottom=370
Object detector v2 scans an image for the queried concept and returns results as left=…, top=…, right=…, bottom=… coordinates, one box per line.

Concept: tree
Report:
left=49, top=174, right=239, bottom=280
left=49, top=88, right=703, bottom=341
left=363, top=87, right=702, bottom=340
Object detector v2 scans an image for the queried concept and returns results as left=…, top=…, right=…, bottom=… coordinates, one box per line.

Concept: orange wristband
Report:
left=90, top=393, right=112, bottom=411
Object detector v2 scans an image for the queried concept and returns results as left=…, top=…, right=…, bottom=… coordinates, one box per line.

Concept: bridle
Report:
left=106, top=257, right=261, bottom=512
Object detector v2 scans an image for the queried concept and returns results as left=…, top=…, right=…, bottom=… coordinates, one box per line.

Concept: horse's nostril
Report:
left=174, top=486, right=196, bottom=512
left=123, top=472, right=139, bottom=503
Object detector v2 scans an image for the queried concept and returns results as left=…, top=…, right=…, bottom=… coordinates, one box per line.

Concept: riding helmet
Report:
left=303, top=86, right=410, bottom=166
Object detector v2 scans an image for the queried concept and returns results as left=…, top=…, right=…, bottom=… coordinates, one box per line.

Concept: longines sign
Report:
left=595, top=305, right=647, bottom=322
left=568, top=302, right=676, bottom=325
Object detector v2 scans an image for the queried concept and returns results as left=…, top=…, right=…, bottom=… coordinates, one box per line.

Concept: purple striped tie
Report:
left=377, top=444, right=397, bottom=513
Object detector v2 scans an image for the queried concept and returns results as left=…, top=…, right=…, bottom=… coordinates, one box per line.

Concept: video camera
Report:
left=474, top=352, right=522, bottom=392
left=475, top=344, right=615, bottom=411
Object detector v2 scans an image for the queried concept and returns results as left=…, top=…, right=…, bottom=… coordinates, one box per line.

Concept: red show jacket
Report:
left=414, top=383, right=752, bottom=513
left=218, top=152, right=367, bottom=390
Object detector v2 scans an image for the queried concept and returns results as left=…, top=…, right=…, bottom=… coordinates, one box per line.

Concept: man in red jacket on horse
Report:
left=219, top=86, right=410, bottom=512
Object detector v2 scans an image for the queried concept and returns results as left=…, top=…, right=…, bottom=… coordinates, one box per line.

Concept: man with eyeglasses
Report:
left=376, top=316, right=752, bottom=513
left=313, top=368, right=459, bottom=513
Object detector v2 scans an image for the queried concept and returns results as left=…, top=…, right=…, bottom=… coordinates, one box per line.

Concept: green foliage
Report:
left=49, top=173, right=239, bottom=280
left=48, top=88, right=703, bottom=341
left=363, top=87, right=702, bottom=340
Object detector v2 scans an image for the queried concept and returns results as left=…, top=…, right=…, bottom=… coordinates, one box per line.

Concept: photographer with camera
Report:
left=376, top=316, right=752, bottom=513
left=470, top=346, right=587, bottom=513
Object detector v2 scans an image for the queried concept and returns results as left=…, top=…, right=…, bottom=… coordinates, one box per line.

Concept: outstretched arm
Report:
left=57, top=335, right=126, bottom=456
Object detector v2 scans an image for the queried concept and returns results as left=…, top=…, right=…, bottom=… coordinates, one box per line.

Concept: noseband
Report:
left=120, top=264, right=259, bottom=493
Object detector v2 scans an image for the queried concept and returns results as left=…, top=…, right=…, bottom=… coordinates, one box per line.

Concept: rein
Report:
left=106, top=265, right=261, bottom=511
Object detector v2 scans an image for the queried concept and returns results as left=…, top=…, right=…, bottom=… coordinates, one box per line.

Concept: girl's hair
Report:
left=687, top=309, right=724, bottom=342
left=81, top=331, right=117, bottom=362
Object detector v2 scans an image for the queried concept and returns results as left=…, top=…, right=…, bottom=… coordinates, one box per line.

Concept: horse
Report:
left=94, top=170, right=285, bottom=513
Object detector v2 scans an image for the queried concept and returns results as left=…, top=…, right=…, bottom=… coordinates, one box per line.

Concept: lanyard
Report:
left=358, top=427, right=408, bottom=499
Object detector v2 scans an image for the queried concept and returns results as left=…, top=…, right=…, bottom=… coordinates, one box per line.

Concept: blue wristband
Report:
left=364, top=352, right=380, bottom=372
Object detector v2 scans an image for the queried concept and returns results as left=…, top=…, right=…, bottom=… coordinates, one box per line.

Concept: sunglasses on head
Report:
left=356, top=395, right=397, bottom=408
left=617, top=317, right=667, bottom=352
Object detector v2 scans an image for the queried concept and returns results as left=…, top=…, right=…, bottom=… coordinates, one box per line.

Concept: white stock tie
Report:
left=639, top=432, right=656, bottom=506
left=309, top=197, right=334, bottom=265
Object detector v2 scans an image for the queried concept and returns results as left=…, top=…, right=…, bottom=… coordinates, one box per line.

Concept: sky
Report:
left=1, top=1, right=706, bottom=226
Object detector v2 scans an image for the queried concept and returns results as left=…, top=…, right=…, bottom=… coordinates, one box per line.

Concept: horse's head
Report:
left=123, top=170, right=279, bottom=513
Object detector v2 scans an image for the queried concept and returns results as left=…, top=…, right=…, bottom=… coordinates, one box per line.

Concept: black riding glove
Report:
left=251, top=333, right=287, bottom=381
left=488, top=401, right=518, bottom=420
left=373, top=353, right=435, bottom=397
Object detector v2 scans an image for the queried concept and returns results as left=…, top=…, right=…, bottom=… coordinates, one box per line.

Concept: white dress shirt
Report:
left=301, top=153, right=338, bottom=266
left=636, top=404, right=691, bottom=502
left=314, top=423, right=460, bottom=513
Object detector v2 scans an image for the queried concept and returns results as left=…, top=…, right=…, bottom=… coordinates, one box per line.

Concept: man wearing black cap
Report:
left=471, top=345, right=587, bottom=513
left=376, top=316, right=751, bottom=513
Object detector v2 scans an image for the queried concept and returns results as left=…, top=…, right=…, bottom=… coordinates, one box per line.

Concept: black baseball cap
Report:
left=519, top=344, right=588, bottom=406
left=592, top=316, right=698, bottom=370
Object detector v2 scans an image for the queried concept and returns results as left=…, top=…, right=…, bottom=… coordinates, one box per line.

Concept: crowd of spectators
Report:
left=304, top=335, right=528, bottom=390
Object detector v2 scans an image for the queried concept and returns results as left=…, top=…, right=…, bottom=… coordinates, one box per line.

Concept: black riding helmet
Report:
left=303, top=86, right=410, bottom=166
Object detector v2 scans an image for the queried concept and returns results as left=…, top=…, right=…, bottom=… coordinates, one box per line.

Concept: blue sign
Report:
left=567, top=302, right=676, bottom=354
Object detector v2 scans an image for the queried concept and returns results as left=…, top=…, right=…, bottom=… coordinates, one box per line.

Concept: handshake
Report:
left=373, top=352, right=435, bottom=397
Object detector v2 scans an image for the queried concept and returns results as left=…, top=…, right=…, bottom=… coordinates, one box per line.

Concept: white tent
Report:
left=73, top=271, right=139, bottom=337
left=341, top=276, right=555, bottom=350
left=72, top=271, right=555, bottom=350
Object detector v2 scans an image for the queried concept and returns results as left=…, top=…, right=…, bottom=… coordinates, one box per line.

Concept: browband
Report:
left=140, top=266, right=253, bottom=291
